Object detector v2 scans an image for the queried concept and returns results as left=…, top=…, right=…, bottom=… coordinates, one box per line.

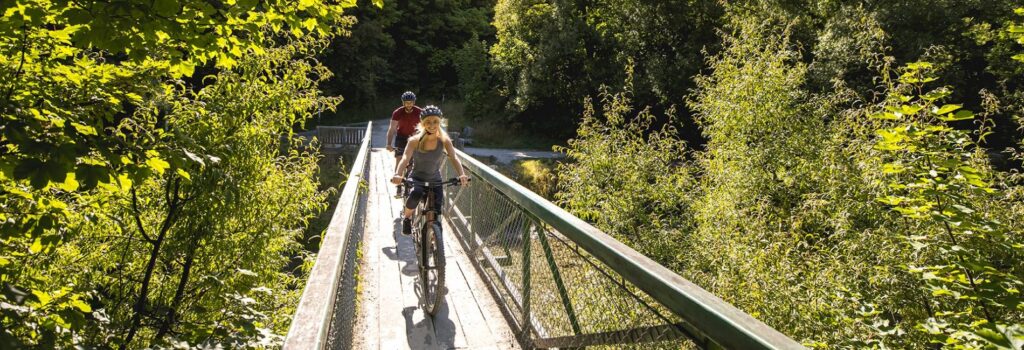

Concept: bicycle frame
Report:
left=403, top=178, right=461, bottom=222
left=402, top=177, right=463, bottom=315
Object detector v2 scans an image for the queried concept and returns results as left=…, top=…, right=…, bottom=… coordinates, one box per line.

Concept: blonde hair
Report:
left=413, top=117, right=449, bottom=151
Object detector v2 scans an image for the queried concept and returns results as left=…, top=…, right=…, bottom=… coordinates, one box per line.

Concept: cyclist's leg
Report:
left=401, top=184, right=425, bottom=235
left=393, top=147, right=405, bottom=198
left=404, top=185, right=426, bottom=217
left=393, top=135, right=409, bottom=195
left=393, top=147, right=403, bottom=173
left=393, top=134, right=409, bottom=170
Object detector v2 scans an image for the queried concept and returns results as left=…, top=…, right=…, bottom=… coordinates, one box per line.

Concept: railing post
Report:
left=536, top=223, right=582, bottom=336
left=519, top=218, right=533, bottom=345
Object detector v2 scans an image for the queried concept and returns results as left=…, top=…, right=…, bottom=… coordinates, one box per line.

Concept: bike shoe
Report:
left=402, top=218, right=412, bottom=235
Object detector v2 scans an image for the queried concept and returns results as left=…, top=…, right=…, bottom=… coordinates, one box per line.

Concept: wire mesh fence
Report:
left=324, top=181, right=367, bottom=350
left=443, top=160, right=700, bottom=349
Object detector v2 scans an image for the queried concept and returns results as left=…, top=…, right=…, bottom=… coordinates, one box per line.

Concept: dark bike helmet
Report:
left=401, top=91, right=416, bottom=101
left=420, top=105, right=443, bottom=119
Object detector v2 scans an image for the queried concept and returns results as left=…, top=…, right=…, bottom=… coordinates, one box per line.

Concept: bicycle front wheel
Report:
left=420, top=221, right=446, bottom=316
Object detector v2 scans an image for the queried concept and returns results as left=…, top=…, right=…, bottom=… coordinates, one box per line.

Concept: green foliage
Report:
left=490, top=0, right=592, bottom=113
left=557, top=72, right=696, bottom=267
left=490, top=0, right=721, bottom=136
left=318, top=0, right=495, bottom=116
left=557, top=7, right=1024, bottom=348
left=0, top=0, right=354, bottom=347
left=684, top=22, right=879, bottom=345
left=510, top=159, right=559, bottom=199
left=452, top=35, right=503, bottom=121
left=584, top=0, right=722, bottom=105
left=1009, top=8, right=1024, bottom=63
left=868, top=61, right=1024, bottom=348
left=303, top=151, right=355, bottom=252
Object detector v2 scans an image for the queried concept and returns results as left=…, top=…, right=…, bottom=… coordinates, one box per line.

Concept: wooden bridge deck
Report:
left=351, top=121, right=518, bottom=350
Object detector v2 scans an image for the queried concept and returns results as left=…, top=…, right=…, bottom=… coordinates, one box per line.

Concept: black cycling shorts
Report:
left=405, top=183, right=444, bottom=211
left=394, top=134, right=410, bottom=158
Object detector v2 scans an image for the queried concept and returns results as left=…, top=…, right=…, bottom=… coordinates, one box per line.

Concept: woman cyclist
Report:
left=391, top=105, right=470, bottom=235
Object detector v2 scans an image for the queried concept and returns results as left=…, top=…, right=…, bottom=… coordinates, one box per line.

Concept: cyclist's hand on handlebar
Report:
left=391, top=175, right=402, bottom=185
left=458, top=175, right=470, bottom=186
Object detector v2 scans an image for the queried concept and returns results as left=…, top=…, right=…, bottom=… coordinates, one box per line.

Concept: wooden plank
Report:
left=372, top=151, right=408, bottom=349
left=316, top=126, right=369, bottom=147
left=442, top=219, right=518, bottom=349
left=426, top=223, right=468, bottom=350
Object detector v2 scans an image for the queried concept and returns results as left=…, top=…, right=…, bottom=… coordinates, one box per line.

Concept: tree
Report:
left=866, top=61, right=1024, bottom=348
left=0, top=0, right=366, bottom=347
left=319, top=0, right=496, bottom=118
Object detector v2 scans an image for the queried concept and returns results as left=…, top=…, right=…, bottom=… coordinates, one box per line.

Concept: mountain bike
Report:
left=402, top=177, right=465, bottom=316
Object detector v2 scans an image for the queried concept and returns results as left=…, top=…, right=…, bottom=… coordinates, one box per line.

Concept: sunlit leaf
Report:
left=71, top=123, right=97, bottom=136
left=932, top=104, right=961, bottom=115
left=58, top=173, right=79, bottom=192
left=938, top=110, right=975, bottom=122
left=146, top=157, right=170, bottom=175
left=176, top=168, right=191, bottom=181
left=31, top=290, right=51, bottom=306
left=70, top=299, right=92, bottom=313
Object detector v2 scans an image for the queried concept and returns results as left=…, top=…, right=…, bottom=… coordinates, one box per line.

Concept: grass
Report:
left=477, top=158, right=561, bottom=200
left=441, top=101, right=566, bottom=150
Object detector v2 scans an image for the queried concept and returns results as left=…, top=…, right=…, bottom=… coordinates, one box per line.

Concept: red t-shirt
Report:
left=392, top=106, right=422, bottom=137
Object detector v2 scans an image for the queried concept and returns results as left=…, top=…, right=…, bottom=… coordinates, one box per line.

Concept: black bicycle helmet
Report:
left=401, top=91, right=416, bottom=101
left=420, top=105, right=442, bottom=119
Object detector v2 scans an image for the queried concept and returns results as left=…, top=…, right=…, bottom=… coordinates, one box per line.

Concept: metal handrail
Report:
left=283, top=121, right=372, bottom=349
left=449, top=149, right=804, bottom=349
left=316, top=125, right=366, bottom=146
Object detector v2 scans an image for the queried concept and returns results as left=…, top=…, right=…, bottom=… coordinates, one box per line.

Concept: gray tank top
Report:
left=410, top=136, right=445, bottom=182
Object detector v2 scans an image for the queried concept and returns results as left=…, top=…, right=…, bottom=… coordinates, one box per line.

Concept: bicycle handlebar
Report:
left=403, top=177, right=469, bottom=188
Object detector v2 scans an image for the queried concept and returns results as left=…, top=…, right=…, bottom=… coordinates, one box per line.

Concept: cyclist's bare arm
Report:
left=443, top=137, right=470, bottom=186
left=386, top=120, right=400, bottom=152
left=392, top=137, right=418, bottom=184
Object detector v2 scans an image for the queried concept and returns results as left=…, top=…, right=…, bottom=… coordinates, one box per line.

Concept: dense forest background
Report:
left=320, top=0, right=1024, bottom=154
left=4, top=0, right=1024, bottom=348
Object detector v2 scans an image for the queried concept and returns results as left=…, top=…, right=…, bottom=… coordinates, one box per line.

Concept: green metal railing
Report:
left=284, top=122, right=372, bottom=350
left=443, top=149, right=804, bottom=349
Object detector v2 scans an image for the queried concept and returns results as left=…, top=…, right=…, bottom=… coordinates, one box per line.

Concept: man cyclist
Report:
left=386, top=91, right=422, bottom=196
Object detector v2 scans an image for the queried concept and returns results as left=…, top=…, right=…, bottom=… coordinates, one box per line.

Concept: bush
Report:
left=556, top=71, right=697, bottom=268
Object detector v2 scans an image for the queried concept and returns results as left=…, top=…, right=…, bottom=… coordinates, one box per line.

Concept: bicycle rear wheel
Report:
left=419, top=221, right=446, bottom=316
